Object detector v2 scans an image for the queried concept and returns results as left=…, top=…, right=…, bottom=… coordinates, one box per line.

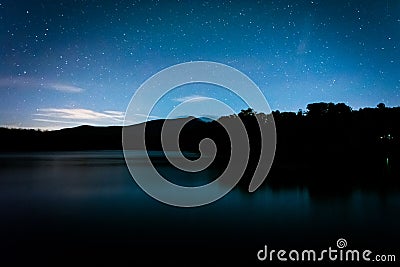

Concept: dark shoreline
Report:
left=1, top=102, right=399, bottom=190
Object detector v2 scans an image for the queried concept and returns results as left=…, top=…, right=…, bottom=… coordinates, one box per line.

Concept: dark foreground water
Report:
left=0, top=151, right=399, bottom=265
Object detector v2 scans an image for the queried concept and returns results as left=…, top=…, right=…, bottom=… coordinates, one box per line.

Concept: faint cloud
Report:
left=34, top=108, right=125, bottom=125
left=104, top=110, right=125, bottom=117
left=296, top=18, right=313, bottom=55
left=173, top=95, right=211, bottom=103
left=33, top=118, right=82, bottom=124
left=0, top=77, right=84, bottom=93
left=123, top=113, right=163, bottom=125
left=131, top=113, right=163, bottom=120
left=48, top=83, right=84, bottom=93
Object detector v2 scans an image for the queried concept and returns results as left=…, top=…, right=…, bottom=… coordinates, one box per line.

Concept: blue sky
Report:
left=0, top=0, right=399, bottom=129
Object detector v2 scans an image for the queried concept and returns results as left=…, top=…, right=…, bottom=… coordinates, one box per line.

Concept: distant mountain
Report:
left=196, top=117, right=217, bottom=123
left=0, top=117, right=212, bottom=152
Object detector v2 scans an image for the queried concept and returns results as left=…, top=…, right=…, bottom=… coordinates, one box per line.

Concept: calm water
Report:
left=0, top=151, right=399, bottom=265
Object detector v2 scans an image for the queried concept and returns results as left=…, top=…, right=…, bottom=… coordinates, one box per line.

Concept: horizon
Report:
left=1, top=101, right=397, bottom=131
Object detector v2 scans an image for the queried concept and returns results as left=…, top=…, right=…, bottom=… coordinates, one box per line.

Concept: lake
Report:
left=0, top=151, right=399, bottom=265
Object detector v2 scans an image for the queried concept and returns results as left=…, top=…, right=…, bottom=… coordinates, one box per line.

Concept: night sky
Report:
left=0, top=0, right=399, bottom=129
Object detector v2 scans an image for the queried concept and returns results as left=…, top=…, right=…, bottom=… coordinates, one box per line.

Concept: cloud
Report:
left=131, top=113, right=163, bottom=120
left=0, top=77, right=84, bottom=93
left=122, top=113, right=164, bottom=126
left=34, top=108, right=125, bottom=126
left=48, top=83, right=84, bottom=93
left=104, top=110, right=125, bottom=117
left=173, top=95, right=211, bottom=103
left=33, top=118, right=82, bottom=124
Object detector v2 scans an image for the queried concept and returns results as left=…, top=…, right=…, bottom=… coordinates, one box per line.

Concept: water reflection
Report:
left=0, top=151, right=399, bottom=264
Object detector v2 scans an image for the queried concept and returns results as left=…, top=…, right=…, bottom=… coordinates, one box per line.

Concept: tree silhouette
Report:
left=377, top=103, right=386, bottom=110
left=306, top=102, right=351, bottom=118
left=306, top=102, right=330, bottom=117
left=238, top=108, right=256, bottom=119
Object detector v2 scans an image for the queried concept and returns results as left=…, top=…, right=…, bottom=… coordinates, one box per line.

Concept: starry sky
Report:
left=0, top=0, right=399, bottom=129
